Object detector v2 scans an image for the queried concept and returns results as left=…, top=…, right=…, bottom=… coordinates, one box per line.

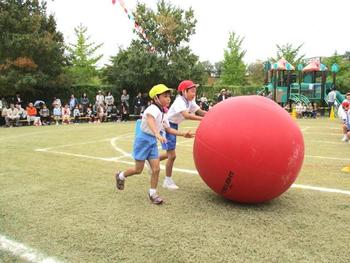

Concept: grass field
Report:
left=1, top=117, right=350, bottom=262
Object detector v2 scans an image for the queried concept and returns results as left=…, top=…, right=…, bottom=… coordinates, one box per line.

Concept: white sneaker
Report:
left=145, top=160, right=152, bottom=175
left=342, top=135, right=349, bottom=142
left=162, top=178, right=179, bottom=190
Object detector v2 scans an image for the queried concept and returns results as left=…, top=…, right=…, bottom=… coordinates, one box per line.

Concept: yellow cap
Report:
left=149, top=84, right=171, bottom=99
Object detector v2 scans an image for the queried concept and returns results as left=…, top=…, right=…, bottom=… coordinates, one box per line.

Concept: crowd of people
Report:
left=0, top=88, right=226, bottom=128
left=0, top=89, right=152, bottom=127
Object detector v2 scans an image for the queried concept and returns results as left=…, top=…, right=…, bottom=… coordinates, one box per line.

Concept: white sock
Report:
left=149, top=188, right=157, bottom=196
left=119, top=172, right=125, bottom=180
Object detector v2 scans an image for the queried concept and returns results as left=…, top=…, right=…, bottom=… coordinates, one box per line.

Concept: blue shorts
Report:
left=161, top=122, right=178, bottom=151
left=133, top=120, right=159, bottom=160
left=133, top=131, right=159, bottom=161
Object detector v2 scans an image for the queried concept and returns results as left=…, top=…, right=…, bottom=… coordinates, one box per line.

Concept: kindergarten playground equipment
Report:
left=262, top=58, right=342, bottom=110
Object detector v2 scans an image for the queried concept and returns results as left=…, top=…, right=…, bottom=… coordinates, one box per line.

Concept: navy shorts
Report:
left=161, top=122, right=178, bottom=151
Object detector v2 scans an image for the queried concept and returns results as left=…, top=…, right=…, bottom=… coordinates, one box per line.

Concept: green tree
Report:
left=102, top=41, right=166, bottom=98
left=323, top=51, right=350, bottom=92
left=272, top=43, right=305, bottom=65
left=134, top=0, right=196, bottom=60
left=221, top=32, right=246, bottom=85
left=0, top=0, right=67, bottom=99
left=247, top=60, right=264, bottom=85
left=103, top=0, right=206, bottom=94
left=66, top=24, right=103, bottom=85
left=201, top=60, right=214, bottom=75
left=214, top=61, right=223, bottom=77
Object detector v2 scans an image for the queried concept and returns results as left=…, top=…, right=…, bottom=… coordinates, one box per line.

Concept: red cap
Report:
left=177, top=80, right=199, bottom=92
left=342, top=101, right=349, bottom=108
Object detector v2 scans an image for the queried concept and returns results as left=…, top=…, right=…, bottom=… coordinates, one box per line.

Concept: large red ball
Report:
left=193, top=96, right=304, bottom=203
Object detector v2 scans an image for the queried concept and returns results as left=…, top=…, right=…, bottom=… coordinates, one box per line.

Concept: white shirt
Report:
left=96, top=95, right=104, bottom=105
left=141, top=104, right=170, bottom=136
left=105, top=95, right=114, bottom=105
left=328, top=90, right=336, bottom=103
left=167, top=95, right=200, bottom=124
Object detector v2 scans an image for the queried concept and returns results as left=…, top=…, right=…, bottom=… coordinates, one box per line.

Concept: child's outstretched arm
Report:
left=195, top=108, right=207, bottom=117
left=165, top=127, right=195, bottom=138
left=180, top=110, right=204, bottom=121
left=146, top=114, right=167, bottom=143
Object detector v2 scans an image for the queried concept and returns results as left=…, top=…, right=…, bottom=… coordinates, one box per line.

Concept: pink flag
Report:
left=112, top=0, right=116, bottom=4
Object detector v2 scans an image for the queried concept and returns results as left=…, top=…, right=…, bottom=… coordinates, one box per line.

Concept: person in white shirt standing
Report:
left=160, top=80, right=207, bottom=190
left=327, top=87, right=337, bottom=117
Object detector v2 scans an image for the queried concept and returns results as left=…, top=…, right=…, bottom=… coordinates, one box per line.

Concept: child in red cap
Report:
left=159, top=80, right=207, bottom=189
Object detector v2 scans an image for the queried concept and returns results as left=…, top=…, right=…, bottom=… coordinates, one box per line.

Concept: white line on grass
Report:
left=305, top=155, right=350, bottom=161
left=292, top=184, right=350, bottom=195
left=110, top=137, right=132, bottom=157
left=35, top=148, right=350, bottom=195
left=34, top=135, right=350, bottom=196
left=0, top=234, right=61, bottom=263
left=303, top=132, right=342, bottom=136
left=308, top=140, right=344, bottom=145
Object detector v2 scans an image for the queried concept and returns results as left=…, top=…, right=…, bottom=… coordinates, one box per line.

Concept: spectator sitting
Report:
left=39, top=104, right=50, bottom=125
left=199, top=93, right=209, bottom=111
left=283, top=104, right=291, bottom=112
left=295, top=103, right=303, bottom=119
left=121, top=89, right=130, bottom=107
left=105, top=91, right=114, bottom=109
left=218, top=89, right=228, bottom=102
left=52, top=97, right=62, bottom=108
left=133, top=92, right=145, bottom=116
left=61, top=104, right=71, bottom=124
left=96, top=90, right=105, bottom=106
left=16, top=104, right=27, bottom=121
left=53, top=104, right=61, bottom=125
left=109, top=105, right=119, bottom=122
left=96, top=105, right=106, bottom=123
left=73, top=105, right=81, bottom=123
left=120, top=101, right=129, bottom=122
left=301, top=103, right=307, bottom=118
left=69, top=94, right=78, bottom=110
left=305, top=103, right=317, bottom=118
left=1, top=105, right=8, bottom=126
left=14, top=93, right=23, bottom=107
left=26, top=102, right=41, bottom=126
left=5, top=103, right=20, bottom=127
left=80, top=93, right=90, bottom=113
left=85, top=107, right=95, bottom=123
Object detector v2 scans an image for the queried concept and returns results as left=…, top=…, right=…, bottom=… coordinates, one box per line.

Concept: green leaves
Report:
left=273, top=43, right=305, bottom=65
left=103, top=0, right=205, bottom=96
left=221, top=32, right=246, bottom=86
left=0, top=0, right=67, bottom=99
left=66, top=24, right=103, bottom=86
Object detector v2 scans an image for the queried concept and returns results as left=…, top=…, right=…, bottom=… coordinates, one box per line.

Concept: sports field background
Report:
left=1, top=118, right=350, bottom=262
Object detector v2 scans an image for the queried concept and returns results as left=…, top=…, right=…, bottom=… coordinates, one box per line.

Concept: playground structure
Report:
left=262, top=58, right=342, bottom=112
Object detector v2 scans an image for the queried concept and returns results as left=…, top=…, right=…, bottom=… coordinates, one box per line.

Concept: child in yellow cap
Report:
left=115, top=84, right=193, bottom=205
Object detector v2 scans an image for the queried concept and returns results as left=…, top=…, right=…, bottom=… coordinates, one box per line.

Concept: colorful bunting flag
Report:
left=112, top=0, right=155, bottom=52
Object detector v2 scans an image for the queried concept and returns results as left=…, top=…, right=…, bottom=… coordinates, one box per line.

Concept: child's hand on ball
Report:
left=183, top=131, right=195, bottom=138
